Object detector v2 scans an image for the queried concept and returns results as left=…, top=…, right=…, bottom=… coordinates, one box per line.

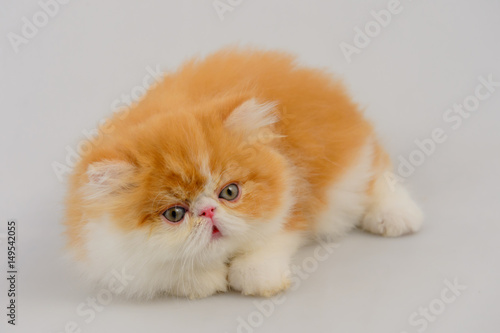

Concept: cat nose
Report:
left=199, top=206, right=216, bottom=219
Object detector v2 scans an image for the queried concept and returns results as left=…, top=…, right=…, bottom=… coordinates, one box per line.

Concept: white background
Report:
left=1, top=0, right=499, bottom=332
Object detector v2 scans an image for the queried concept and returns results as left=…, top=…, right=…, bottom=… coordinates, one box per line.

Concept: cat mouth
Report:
left=211, top=225, right=222, bottom=239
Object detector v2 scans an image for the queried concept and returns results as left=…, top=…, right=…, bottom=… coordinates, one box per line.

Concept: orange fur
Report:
left=65, top=48, right=377, bottom=256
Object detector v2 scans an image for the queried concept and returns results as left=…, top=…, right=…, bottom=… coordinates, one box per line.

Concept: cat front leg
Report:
left=228, top=230, right=304, bottom=297
left=170, top=259, right=228, bottom=299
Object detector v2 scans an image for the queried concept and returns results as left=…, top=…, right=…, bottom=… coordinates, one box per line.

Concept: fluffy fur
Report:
left=64, top=48, right=423, bottom=299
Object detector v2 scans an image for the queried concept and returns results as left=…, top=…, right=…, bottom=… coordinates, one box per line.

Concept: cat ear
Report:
left=224, top=98, right=279, bottom=133
left=83, top=160, right=136, bottom=200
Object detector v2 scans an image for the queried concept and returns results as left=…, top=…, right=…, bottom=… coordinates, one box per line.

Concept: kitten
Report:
left=64, top=48, right=423, bottom=299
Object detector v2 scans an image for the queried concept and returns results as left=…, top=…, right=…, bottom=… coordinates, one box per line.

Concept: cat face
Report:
left=80, top=98, right=294, bottom=260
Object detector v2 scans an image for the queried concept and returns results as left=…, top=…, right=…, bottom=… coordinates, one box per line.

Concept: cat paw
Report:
left=171, top=265, right=228, bottom=299
left=228, top=256, right=291, bottom=297
left=184, top=282, right=227, bottom=300
left=361, top=192, right=423, bottom=237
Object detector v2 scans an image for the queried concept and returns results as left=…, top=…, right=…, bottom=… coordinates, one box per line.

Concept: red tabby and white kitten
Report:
left=65, top=48, right=422, bottom=299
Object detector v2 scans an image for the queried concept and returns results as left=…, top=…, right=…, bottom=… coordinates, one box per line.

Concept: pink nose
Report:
left=199, top=206, right=216, bottom=219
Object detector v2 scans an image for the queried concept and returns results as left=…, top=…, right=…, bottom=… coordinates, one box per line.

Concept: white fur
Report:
left=313, top=139, right=375, bottom=239
left=80, top=216, right=229, bottom=299
left=228, top=230, right=304, bottom=297
left=314, top=138, right=423, bottom=239
left=361, top=176, right=423, bottom=236
left=83, top=161, right=135, bottom=201
left=225, top=98, right=279, bottom=133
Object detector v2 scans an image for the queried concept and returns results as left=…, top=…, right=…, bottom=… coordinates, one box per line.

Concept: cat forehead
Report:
left=151, top=152, right=244, bottom=201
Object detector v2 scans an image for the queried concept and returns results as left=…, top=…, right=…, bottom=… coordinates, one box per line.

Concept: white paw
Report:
left=172, top=265, right=228, bottom=299
left=362, top=190, right=423, bottom=237
left=228, top=256, right=291, bottom=297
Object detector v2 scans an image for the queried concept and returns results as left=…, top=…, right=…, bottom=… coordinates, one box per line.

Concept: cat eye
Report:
left=162, top=206, right=186, bottom=223
left=219, top=183, right=240, bottom=201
